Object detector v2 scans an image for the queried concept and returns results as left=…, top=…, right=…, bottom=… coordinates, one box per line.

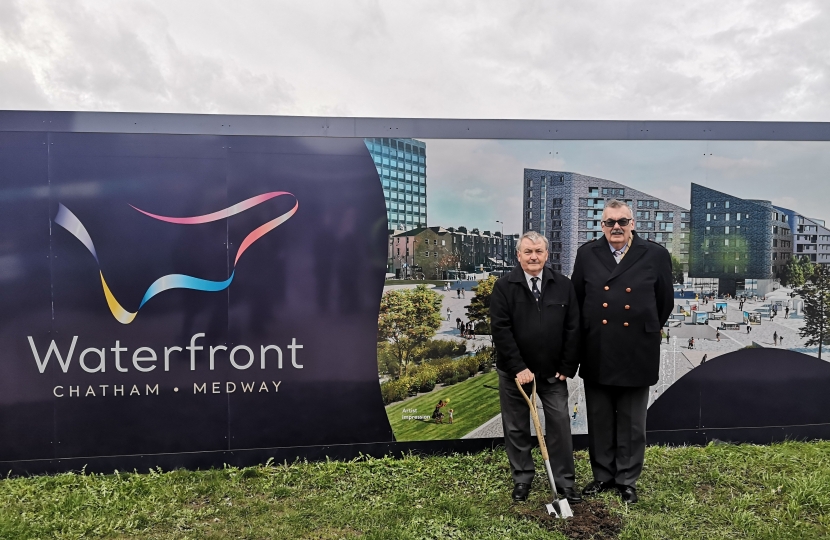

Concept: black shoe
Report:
left=618, top=484, right=639, bottom=503
left=556, top=486, right=583, bottom=504
left=512, top=482, right=531, bottom=501
left=581, top=479, right=616, bottom=496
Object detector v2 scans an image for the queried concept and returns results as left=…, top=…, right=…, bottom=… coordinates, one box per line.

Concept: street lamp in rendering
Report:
left=496, top=220, right=505, bottom=274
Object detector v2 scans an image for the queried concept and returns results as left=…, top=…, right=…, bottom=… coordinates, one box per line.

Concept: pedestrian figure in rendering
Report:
left=432, top=400, right=446, bottom=423
left=785, top=306, right=790, bottom=319
left=448, top=409, right=454, bottom=424
left=461, top=287, right=465, bottom=299
left=780, top=335, right=784, bottom=347
left=571, top=200, right=674, bottom=505
left=573, top=404, right=578, bottom=420
left=490, top=231, right=582, bottom=504
left=665, top=329, right=670, bottom=344
left=700, top=354, right=708, bottom=365
left=457, top=285, right=461, bottom=299
left=446, top=307, right=452, bottom=321
left=688, top=337, right=694, bottom=349
left=773, top=331, right=778, bottom=346
left=716, top=330, right=721, bottom=342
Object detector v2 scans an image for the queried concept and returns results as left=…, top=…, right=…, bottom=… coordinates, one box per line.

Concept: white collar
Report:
left=523, top=270, right=543, bottom=292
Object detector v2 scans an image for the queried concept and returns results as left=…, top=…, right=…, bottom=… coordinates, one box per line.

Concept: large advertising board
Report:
left=2, top=112, right=830, bottom=473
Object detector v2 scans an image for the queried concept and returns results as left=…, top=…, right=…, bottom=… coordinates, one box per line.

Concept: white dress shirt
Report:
left=524, top=270, right=543, bottom=296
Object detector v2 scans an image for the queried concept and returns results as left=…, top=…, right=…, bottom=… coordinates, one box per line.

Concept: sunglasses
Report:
left=601, top=218, right=632, bottom=228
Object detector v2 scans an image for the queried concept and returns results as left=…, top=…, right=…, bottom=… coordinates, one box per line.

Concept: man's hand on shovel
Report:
left=516, top=368, right=534, bottom=385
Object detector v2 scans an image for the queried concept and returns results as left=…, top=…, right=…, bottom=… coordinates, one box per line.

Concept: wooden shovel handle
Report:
left=514, top=378, right=550, bottom=461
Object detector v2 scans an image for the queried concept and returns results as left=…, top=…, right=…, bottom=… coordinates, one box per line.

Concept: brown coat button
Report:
left=624, top=322, right=629, bottom=327
left=604, top=286, right=610, bottom=291
left=626, top=288, right=632, bottom=293
left=602, top=320, right=608, bottom=325
left=625, top=305, right=630, bottom=310
left=603, top=303, right=608, bottom=308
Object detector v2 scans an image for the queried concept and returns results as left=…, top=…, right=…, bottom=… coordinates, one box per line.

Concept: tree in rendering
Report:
left=378, top=285, right=443, bottom=377
left=779, top=257, right=805, bottom=288
left=798, top=255, right=815, bottom=281
left=797, top=264, right=830, bottom=360
left=670, top=255, right=685, bottom=285
left=466, top=275, right=498, bottom=361
left=435, top=252, right=460, bottom=280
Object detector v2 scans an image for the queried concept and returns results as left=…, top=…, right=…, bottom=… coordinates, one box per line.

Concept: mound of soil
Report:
left=514, top=498, right=621, bottom=539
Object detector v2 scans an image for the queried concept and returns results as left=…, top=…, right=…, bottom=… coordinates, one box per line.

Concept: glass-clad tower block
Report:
left=365, top=138, right=427, bottom=231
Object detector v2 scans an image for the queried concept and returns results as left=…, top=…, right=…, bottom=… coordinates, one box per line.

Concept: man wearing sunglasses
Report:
left=571, top=200, right=674, bottom=504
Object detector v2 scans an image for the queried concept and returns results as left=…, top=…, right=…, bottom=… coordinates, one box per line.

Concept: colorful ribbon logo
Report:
left=54, top=192, right=298, bottom=324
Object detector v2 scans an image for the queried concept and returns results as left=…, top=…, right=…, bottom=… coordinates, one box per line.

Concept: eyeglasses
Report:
left=601, top=218, right=632, bottom=228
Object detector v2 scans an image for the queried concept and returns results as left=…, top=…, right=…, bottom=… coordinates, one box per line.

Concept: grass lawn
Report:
left=2, top=442, right=829, bottom=539
left=385, top=370, right=501, bottom=441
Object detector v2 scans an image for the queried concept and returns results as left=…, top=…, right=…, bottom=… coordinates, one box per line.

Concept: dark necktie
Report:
left=531, top=277, right=541, bottom=301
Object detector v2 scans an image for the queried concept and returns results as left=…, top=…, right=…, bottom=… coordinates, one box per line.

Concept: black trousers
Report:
left=584, top=381, right=649, bottom=487
left=498, top=369, right=575, bottom=487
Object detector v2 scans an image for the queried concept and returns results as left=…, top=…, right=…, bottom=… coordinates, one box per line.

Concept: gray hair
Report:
left=517, top=230, right=549, bottom=252
left=603, top=199, right=633, bottom=218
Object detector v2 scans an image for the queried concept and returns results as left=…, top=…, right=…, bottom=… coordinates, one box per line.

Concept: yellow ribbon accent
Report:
left=100, top=272, right=137, bottom=324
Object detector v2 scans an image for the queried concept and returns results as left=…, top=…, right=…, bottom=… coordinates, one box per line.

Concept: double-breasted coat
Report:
left=571, top=232, right=674, bottom=387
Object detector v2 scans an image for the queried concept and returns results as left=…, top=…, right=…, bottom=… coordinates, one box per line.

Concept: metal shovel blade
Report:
left=545, top=499, right=574, bottom=519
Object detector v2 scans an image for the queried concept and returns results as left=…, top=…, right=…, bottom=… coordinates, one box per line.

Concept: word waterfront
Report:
left=29, top=333, right=303, bottom=374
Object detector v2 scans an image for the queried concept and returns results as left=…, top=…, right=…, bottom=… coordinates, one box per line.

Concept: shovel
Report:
left=515, top=378, right=574, bottom=519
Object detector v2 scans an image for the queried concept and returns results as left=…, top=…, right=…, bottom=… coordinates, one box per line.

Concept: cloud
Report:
left=0, top=0, right=827, bottom=120
left=0, top=0, right=294, bottom=114
left=462, top=187, right=491, bottom=203
left=0, top=58, right=50, bottom=109
left=703, top=155, right=769, bottom=174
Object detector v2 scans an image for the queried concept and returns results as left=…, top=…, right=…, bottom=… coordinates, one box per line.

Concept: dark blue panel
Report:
left=47, top=132, right=230, bottom=457
left=0, top=131, right=54, bottom=461
left=224, top=136, right=393, bottom=449
left=648, top=348, right=830, bottom=435
left=0, top=131, right=392, bottom=463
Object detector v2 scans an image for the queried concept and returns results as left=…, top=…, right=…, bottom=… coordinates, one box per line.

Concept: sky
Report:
left=2, top=1, right=828, bottom=236
left=425, top=140, right=830, bottom=233
left=1, top=0, right=828, bottom=120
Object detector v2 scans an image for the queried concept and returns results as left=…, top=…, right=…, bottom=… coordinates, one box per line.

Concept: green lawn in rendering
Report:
left=385, top=370, right=501, bottom=441
left=2, top=442, right=829, bottom=539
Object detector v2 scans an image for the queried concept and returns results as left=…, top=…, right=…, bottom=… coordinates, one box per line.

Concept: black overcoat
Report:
left=490, top=266, right=581, bottom=379
left=571, top=232, right=674, bottom=387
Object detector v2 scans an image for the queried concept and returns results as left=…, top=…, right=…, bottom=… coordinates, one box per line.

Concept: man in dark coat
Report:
left=571, top=200, right=674, bottom=504
left=490, top=231, right=582, bottom=504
